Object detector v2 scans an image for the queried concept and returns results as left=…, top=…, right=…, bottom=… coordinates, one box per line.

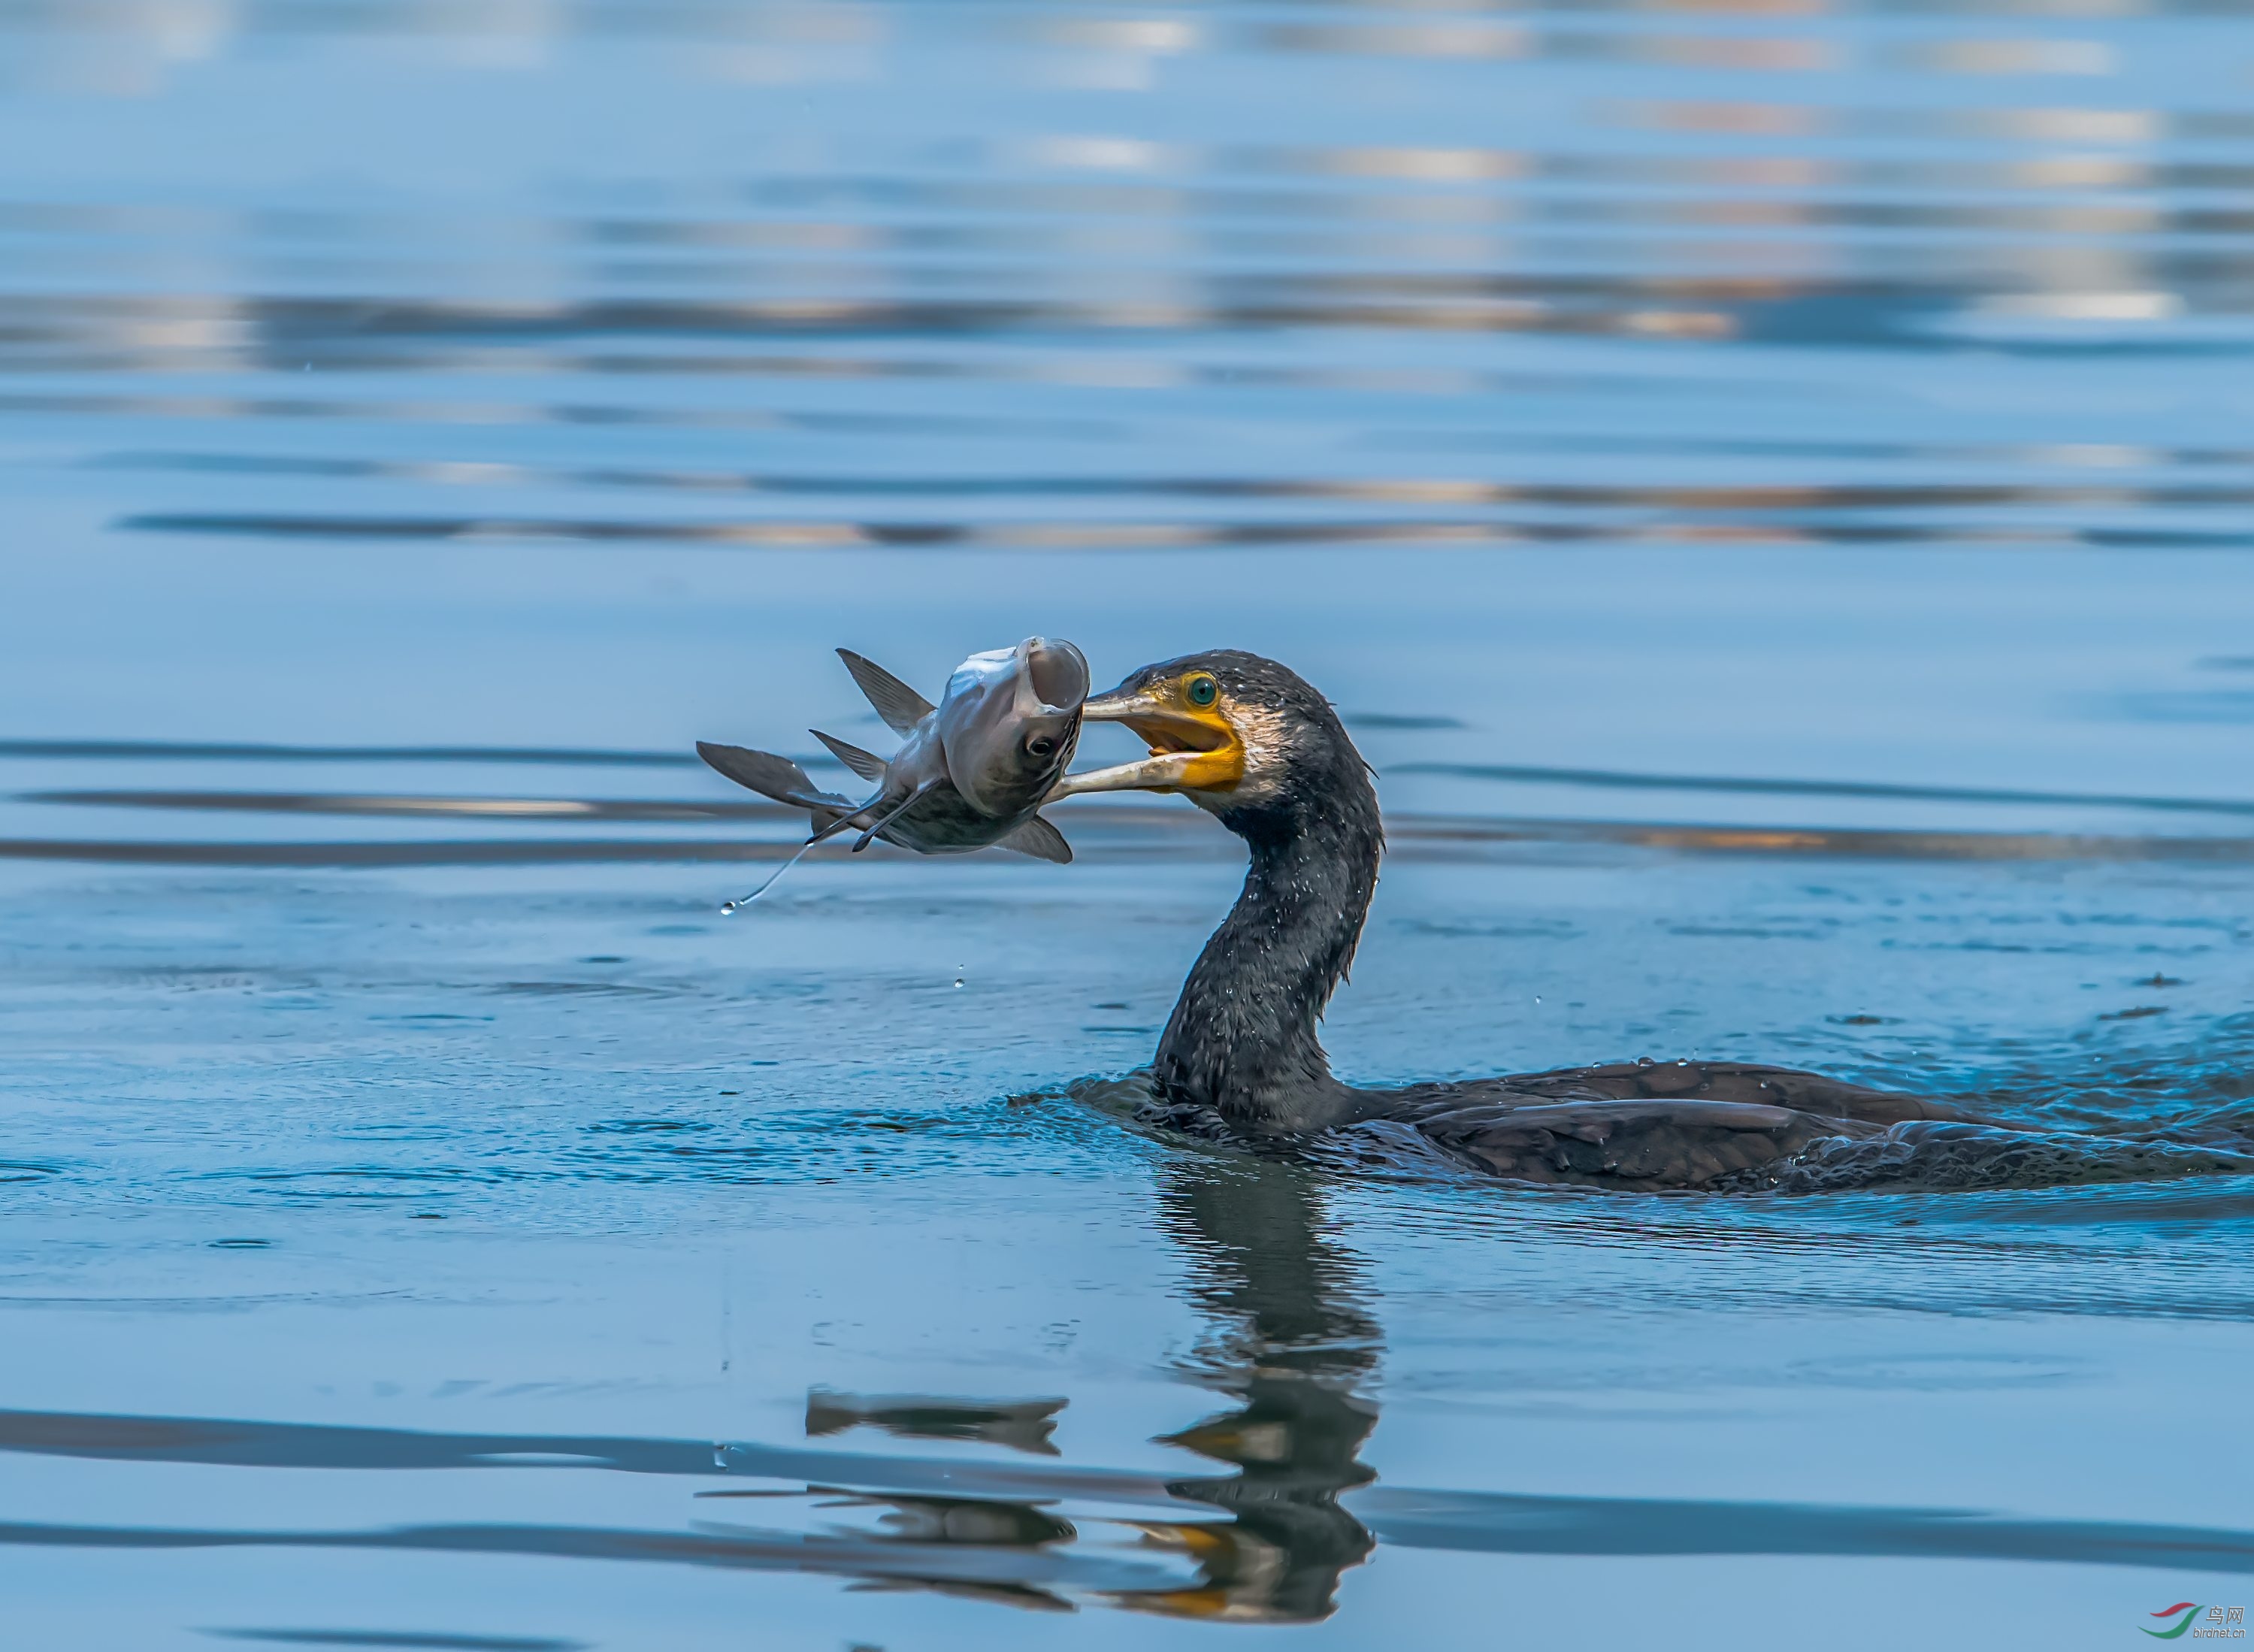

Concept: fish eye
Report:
left=1026, top=735, right=1057, bottom=758
left=1185, top=675, right=1218, bottom=708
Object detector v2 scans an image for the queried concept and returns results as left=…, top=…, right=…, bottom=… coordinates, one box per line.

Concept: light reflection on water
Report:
left=3, top=0, right=2254, bottom=1645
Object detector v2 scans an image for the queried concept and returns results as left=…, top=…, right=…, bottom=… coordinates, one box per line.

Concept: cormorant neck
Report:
left=1154, top=777, right=1382, bottom=1133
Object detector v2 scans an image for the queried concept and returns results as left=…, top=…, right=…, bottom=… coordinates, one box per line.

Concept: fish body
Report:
left=697, top=637, right=1088, bottom=864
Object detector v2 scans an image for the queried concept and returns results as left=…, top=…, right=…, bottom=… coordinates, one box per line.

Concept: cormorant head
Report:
left=1048, top=650, right=1375, bottom=841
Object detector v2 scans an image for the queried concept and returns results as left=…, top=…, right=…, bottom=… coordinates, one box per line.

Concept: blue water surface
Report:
left=2, top=2, right=2252, bottom=1645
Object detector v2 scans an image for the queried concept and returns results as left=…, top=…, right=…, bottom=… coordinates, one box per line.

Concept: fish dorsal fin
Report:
left=996, top=813, right=1073, bottom=864
left=837, top=649, right=936, bottom=736
left=696, top=741, right=851, bottom=811
left=811, top=728, right=888, bottom=783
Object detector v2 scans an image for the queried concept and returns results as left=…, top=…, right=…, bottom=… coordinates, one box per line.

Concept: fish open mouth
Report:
left=1022, top=639, right=1091, bottom=713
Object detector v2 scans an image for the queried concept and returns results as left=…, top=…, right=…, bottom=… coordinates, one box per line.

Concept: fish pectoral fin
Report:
left=810, top=728, right=888, bottom=783
left=696, top=741, right=852, bottom=812
left=836, top=649, right=937, bottom=737
left=852, top=778, right=939, bottom=853
left=996, top=814, right=1073, bottom=864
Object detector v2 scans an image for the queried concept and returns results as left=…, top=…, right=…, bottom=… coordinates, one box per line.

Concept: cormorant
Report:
left=1051, top=650, right=1963, bottom=1191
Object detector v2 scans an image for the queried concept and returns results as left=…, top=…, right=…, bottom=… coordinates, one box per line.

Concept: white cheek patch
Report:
left=1216, top=702, right=1293, bottom=807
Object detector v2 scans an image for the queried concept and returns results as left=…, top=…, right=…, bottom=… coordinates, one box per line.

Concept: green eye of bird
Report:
left=1186, top=676, right=1218, bottom=707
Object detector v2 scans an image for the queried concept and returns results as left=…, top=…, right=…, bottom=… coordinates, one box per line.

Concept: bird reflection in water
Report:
left=769, top=1156, right=1381, bottom=1621
left=1124, top=1156, right=1381, bottom=1624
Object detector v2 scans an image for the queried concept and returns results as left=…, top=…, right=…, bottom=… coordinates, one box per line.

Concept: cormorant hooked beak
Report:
left=1047, top=667, right=1247, bottom=800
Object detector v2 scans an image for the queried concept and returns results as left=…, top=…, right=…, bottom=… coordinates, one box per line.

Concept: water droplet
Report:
left=1676, top=1058, right=1688, bottom=1067
left=720, top=901, right=738, bottom=915
left=954, top=977, right=965, bottom=989
left=712, top=1442, right=729, bottom=1468
left=1532, top=995, right=1541, bottom=1004
left=1636, top=1056, right=1654, bottom=1067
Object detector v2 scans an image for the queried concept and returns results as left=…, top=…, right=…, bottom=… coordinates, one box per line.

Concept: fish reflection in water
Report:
left=695, top=1485, right=1086, bottom=1615
left=804, top=1390, right=1068, bottom=1457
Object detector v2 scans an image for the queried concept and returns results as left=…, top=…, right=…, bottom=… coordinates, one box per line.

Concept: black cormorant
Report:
left=1051, top=650, right=1962, bottom=1191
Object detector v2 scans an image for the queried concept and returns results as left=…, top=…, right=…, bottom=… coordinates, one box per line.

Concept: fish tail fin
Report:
left=696, top=741, right=851, bottom=812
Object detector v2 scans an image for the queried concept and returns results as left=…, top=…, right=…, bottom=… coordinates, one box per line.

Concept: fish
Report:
left=696, top=637, right=1089, bottom=907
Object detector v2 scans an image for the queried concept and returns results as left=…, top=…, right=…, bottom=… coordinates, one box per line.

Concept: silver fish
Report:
left=697, top=638, right=1088, bottom=900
